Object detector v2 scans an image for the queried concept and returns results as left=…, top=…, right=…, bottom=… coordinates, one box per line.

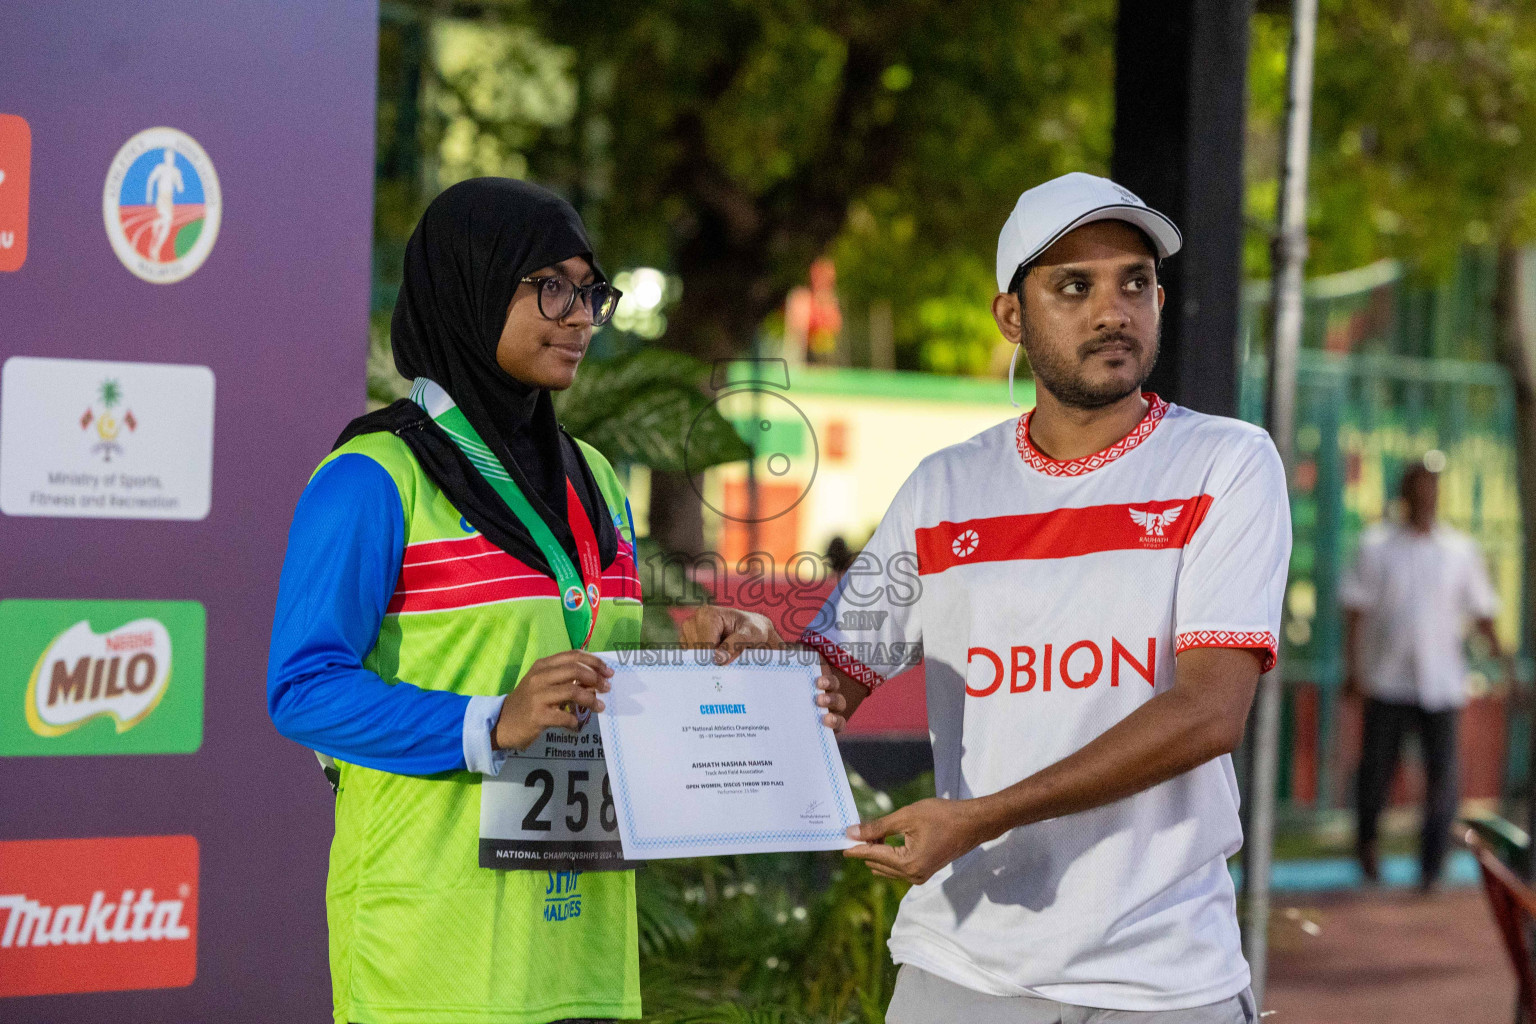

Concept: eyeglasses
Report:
left=520, top=275, right=623, bottom=326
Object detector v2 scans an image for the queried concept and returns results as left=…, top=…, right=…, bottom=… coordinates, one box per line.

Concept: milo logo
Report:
left=25, top=619, right=172, bottom=736
left=0, top=600, right=204, bottom=757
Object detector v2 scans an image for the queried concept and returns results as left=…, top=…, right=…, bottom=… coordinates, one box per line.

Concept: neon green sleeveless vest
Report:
left=317, top=430, right=642, bottom=1024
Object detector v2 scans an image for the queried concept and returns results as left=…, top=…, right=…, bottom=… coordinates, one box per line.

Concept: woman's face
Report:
left=495, top=255, right=595, bottom=390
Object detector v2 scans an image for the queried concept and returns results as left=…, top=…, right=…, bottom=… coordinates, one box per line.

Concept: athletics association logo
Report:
left=102, top=127, right=221, bottom=284
left=562, top=585, right=585, bottom=611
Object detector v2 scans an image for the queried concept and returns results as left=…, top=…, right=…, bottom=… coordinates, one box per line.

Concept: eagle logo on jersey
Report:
left=951, top=529, right=980, bottom=559
left=1129, top=504, right=1183, bottom=537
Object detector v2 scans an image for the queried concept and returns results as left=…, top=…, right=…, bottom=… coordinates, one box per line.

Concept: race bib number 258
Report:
left=478, top=726, right=630, bottom=870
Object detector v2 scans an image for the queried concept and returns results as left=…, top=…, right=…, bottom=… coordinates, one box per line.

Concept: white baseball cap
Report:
left=995, top=172, right=1182, bottom=293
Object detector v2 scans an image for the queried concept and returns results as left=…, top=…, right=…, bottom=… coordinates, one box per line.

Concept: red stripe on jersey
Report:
left=390, top=534, right=643, bottom=614
left=915, top=494, right=1213, bottom=575
left=1176, top=630, right=1277, bottom=673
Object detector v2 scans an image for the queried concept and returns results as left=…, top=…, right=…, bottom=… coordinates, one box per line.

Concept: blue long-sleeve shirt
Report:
left=266, top=453, right=505, bottom=776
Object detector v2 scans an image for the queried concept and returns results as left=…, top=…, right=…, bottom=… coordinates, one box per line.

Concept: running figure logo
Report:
left=144, top=148, right=185, bottom=262
left=103, top=127, right=221, bottom=284
left=1129, top=505, right=1183, bottom=537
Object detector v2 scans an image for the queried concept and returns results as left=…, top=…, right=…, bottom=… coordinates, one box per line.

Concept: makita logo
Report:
left=0, top=888, right=191, bottom=947
left=965, top=637, right=1158, bottom=697
left=0, top=835, right=198, bottom=998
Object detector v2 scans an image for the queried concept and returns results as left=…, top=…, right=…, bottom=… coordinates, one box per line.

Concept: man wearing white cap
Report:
left=795, top=172, right=1290, bottom=1021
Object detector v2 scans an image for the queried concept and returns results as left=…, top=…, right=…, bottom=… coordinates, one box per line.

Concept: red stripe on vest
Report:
left=915, top=495, right=1213, bottom=576
left=388, top=575, right=560, bottom=614
left=397, top=548, right=541, bottom=592
left=401, top=533, right=502, bottom=566
left=390, top=535, right=644, bottom=613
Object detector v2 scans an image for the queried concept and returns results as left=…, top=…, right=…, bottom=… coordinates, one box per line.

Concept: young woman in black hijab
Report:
left=267, top=178, right=774, bottom=1024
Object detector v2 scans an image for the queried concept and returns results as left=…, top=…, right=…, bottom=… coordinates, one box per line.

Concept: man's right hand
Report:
left=492, top=650, right=614, bottom=752
left=816, top=658, right=872, bottom=732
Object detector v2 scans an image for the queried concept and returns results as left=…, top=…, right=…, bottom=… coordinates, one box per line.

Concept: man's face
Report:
left=992, top=220, right=1164, bottom=409
left=1404, top=469, right=1439, bottom=523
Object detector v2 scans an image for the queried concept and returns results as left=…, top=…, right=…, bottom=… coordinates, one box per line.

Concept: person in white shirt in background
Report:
left=1342, top=457, right=1511, bottom=892
left=693, top=172, right=1289, bottom=1023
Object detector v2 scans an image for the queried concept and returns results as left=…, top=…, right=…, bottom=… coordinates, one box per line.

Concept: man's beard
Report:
left=1020, top=316, right=1161, bottom=411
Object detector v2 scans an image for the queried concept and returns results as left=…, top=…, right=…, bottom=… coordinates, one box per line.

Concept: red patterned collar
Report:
left=1015, top=393, right=1169, bottom=477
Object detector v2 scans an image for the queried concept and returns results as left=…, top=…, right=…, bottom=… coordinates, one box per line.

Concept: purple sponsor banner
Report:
left=0, top=2, right=376, bottom=1019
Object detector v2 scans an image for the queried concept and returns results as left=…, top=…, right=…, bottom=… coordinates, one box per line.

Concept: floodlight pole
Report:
left=1247, top=0, right=1318, bottom=1009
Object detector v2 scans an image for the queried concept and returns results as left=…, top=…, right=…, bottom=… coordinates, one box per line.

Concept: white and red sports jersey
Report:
left=804, top=394, right=1290, bottom=1011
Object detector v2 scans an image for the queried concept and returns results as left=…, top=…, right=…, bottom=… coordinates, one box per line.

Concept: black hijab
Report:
left=337, top=178, right=619, bottom=576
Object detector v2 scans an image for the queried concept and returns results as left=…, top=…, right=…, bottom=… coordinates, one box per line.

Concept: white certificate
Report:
left=596, top=651, right=860, bottom=859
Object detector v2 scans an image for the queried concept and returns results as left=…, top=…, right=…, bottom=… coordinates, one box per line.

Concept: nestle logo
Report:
left=104, top=630, right=156, bottom=652
left=0, top=835, right=199, bottom=998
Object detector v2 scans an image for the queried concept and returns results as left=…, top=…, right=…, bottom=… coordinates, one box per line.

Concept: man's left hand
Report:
left=678, top=605, right=783, bottom=663
left=844, top=797, right=991, bottom=885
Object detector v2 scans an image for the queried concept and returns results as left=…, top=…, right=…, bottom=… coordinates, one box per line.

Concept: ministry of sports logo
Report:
left=102, top=127, right=221, bottom=284
left=80, top=378, right=137, bottom=462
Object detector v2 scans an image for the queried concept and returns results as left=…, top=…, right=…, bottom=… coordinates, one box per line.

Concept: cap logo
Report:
left=1110, top=184, right=1142, bottom=206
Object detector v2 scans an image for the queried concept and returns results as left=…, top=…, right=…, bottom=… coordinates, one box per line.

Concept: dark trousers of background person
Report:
left=1355, top=697, right=1460, bottom=887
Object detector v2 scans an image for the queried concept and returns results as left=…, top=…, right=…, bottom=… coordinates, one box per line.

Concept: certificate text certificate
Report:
left=596, top=652, right=860, bottom=859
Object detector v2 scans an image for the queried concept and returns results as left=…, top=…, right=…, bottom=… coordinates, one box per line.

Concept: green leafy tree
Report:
left=519, top=0, right=1115, bottom=552
left=1246, top=0, right=1536, bottom=280
left=373, top=2, right=1122, bottom=553
left=1246, top=1, right=1536, bottom=700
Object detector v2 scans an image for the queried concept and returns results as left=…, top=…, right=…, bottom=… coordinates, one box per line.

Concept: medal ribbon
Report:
left=410, top=377, right=601, bottom=650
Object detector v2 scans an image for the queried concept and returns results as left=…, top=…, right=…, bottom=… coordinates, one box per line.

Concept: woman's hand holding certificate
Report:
left=491, top=649, right=614, bottom=752
left=595, top=650, right=860, bottom=859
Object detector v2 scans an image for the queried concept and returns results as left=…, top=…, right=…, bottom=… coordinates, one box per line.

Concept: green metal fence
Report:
left=1238, top=255, right=1522, bottom=816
